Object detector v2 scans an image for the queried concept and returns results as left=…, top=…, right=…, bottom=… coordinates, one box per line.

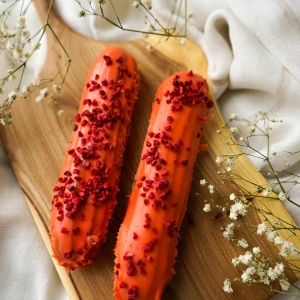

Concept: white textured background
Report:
left=0, top=0, right=300, bottom=299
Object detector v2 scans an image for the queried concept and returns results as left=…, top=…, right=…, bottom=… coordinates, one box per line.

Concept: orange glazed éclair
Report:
left=50, top=46, right=140, bottom=271
left=113, top=71, right=213, bottom=299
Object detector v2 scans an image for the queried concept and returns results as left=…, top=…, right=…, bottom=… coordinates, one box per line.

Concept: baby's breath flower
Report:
left=218, top=154, right=236, bottom=173
left=17, top=15, right=26, bottom=29
left=264, top=122, right=272, bottom=131
left=278, top=191, right=287, bottom=201
left=223, top=279, right=233, bottom=293
left=7, top=69, right=16, bottom=81
left=77, top=9, right=86, bottom=18
left=222, top=223, right=235, bottom=240
left=57, top=109, right=64, bottom=117
left=229, top=126, right=239, bottom=135
left=237, top=238, right=249, bottom=249
left=241, top=266, right=255, bottom=282
left=267, top=267, right=278, bottom=281
left=274, top=236, right=284, bottom=245
left=266, top=228, right=277, bottom=242
left=229, top=202, right=248, bottom=220
left=200, top=179, right=207, bottom=186
left=280, top=240, right=300, bottom=257
left=257, top=222, right=267, bottom=235
left=229, top=193, right=235, bottom=201
left=275, top=263, right=285, bottom=274
left=238, top=251, right=253, bottom=265
left=208, top=184, right=214, bottom=194
left=8, top=91, right=17, bottom=102
left=229, top=113, right=237, bottom=121
left=267, top=263, right=284, bottom=281
left=215, top=156, right=222, bottom=163
left=21, top=29, right=30, bottom=41
left=6, top=40, right=14, bottom=53
left=262, top=188, right=270, bottom=197
left=263, top=277, right=271, bottom=285
left=35, top=88, right=48, bottom=103
left=52, top=84, right=61, bottom=92
left=20, top=85, right=30, bottom=98
left=203, top=203, right=211, bottom=212
left=142, top=0, right=152, bottom=9
left=279, top=278, right=290, bottom=291
left=232, top=257, right=240, bottom=267
left=13, top=46, right=24, bottom=59
left=252, top=247, right=261, bottom=256
left=32, top=76, right=42, bottom=86
left=132, top=1, right=139, bottom=8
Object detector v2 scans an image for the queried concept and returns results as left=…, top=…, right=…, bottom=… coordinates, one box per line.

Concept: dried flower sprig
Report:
left=216, top=112, right=300, bottom=207
left=0, top=0, right=71, bottom=125
left=1, top=0, right=188, bottom=125
left=201, top=111, right=300, bottom=296
left=75, top=0, right=187, bottom=38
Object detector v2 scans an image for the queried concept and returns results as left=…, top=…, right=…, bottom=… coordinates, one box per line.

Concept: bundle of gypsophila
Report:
left=0, top=0, right=187, bottom=125
left=201, top=112, right=300, bottom=296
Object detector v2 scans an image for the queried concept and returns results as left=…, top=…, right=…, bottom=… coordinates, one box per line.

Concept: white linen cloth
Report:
left=0, top=0, right=300, bottom=299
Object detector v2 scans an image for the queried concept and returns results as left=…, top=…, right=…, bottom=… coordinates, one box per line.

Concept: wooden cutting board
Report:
left=1, top=1, right=299, bottom=299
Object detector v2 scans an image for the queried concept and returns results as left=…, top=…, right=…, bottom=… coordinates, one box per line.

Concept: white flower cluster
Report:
left=228, top=111, right=283, bottom=138
left=203, top=181, right=250, bottom=225
left=77, top=9, right=87, bottom=18
left=257, top=222, right=300, bottom=257
left=35, top=88, right=48, bottom=103
left=202, top=111, right=300, bottom=296
left=215, top=154, right=236, bottom=173
left=200, top=180, right=215, bottom=195
left=0, top=5, right=39, bottom=124
left=223, top=278, right=233, bottom=293
left=226, top=247, right=290, bottom=291
left=201, top=179, right=231, bottom=215
left=221, top=220, right=298, bottom=294
left=278, top=191, right=287, bottom=201
left=228, top=193, right=250, bottom=220
left=237, top=238, right=249, bottom=249
left=0, top=2, right=68, bottom=125
left=222, top=223, right=235, bottom=240
left=1, top=15, right=31, bottom=61
left=133, top=0, right=152, bottom=10
left=229, top=201, right=248, bottom=220
left=203, top=203, right=211, bottom=212
left=229, top=126, right=239, bottom=136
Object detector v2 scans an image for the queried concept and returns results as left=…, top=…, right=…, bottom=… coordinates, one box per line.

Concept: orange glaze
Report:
left=50, top=46, right=140, bottom=271
left=113, top=71, right=213, bottom=299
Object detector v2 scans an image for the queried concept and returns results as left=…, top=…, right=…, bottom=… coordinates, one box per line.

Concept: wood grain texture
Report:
left=0, top=1, right=299, bottom=299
